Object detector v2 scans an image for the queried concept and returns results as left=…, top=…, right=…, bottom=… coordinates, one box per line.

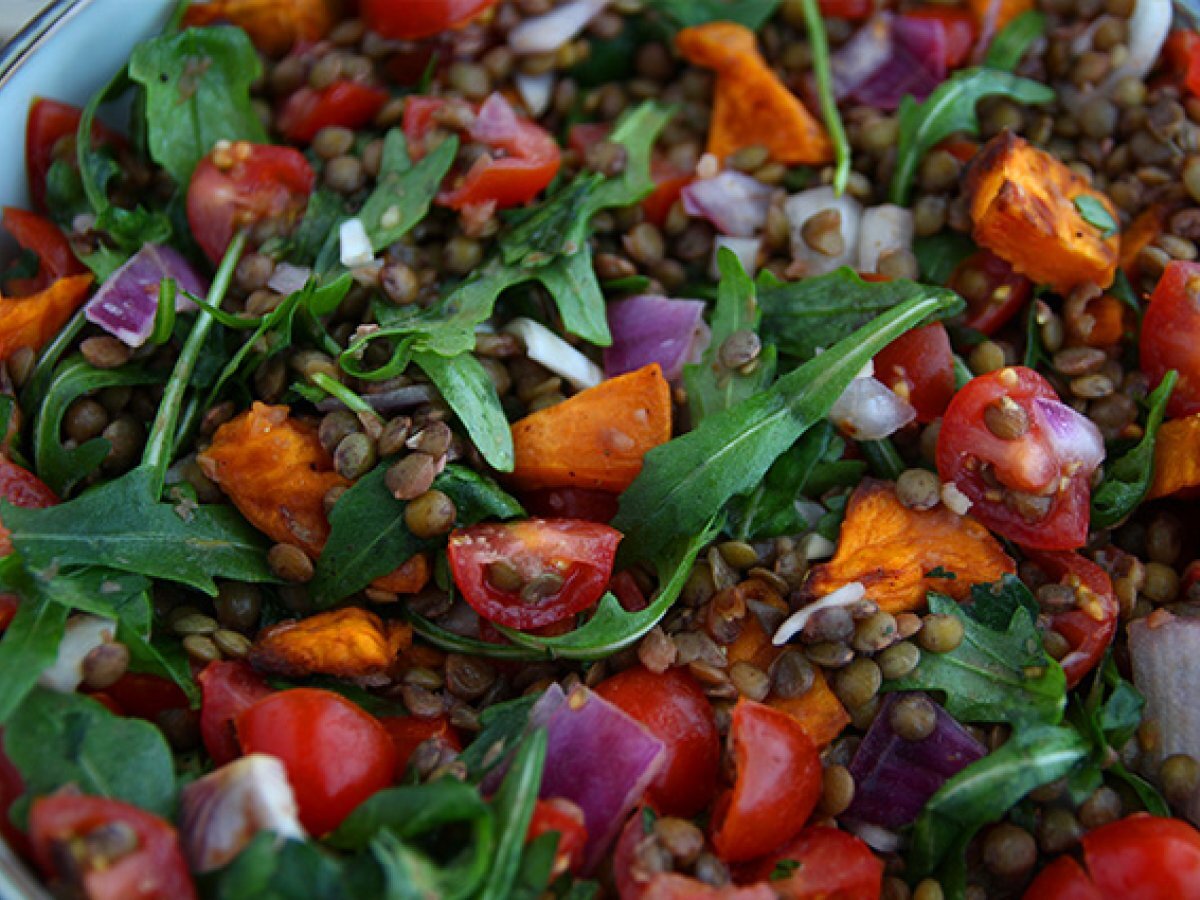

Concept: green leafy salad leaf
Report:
left=983, top=10, right=1048, bottom=71
left=413, top=351, right=514, bottom=473
left=1074, top=195, right=1118, bottom=237
left=0, top=562, right=69, bottom=724
left=479, top=730, right=548, bottom=900
left=795, top=0, right=851, bottom=194
left=913, top=231, right=977, bottom=285
left=642, top=0, right=782, bottom=29
left=359, top=131, right=460, bottom=255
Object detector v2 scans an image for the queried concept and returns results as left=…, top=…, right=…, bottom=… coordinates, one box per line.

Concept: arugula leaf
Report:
left=502, top=175, right=601, bottom=268
left=202, top=834, right=351, bottom=900
left=585, top=103, right=677, bottom=215
left=459, top=695, right=540, bottom=780
left=913, top=231, right=977, bottom=286
left=643, top=0, right=781, bottom=29
left=288, top=190, right=347, bottom=266
left=127, top=26, right=268, bottom=184
left=0, top=570, right=68, bottom=724
left=984, top=10, right=1048, bottom=71
left=534, top=243, right=611, bottom=348
left=908, top=724, right=1089, bottom=889
left=357, top=131, right=459, bottom=255
left=889, top=593, right=1066, bottom=727
left=4, top=688, right=176, bottom=821
left=889, top=68, right=1055, bottom=205
left=480, top=729, right=548, bottom=900
left=759, top=268, right=962, bottom=360
left=413, top=351, right=514, bottom=472
left=860, top=438, right=905, bottom=481
left=510, top=832, right=564, bottom=900
left=1091, top=370, right=1177, bottom=527
left=615, top=291, right=963, bottom=565
left=311, top=464, right=522, bottom=607
left=1023, top=297, right=1050, bottom=369
left=795, top=0, right=851, bottom=194
left=966, top=573, right=1040, bottom=630
left=684, top=248, right=777, bottom=423
left=363, top=833, right=445, bottom=900
left=1110, top=268, right=1142, bottom=313
left=1074, top=196, right=1118, bottom=238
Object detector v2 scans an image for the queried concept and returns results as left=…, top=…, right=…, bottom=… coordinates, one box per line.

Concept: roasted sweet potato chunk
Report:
left=802, top=480, right=1015, bottom=614
left=1149, top=413, right=1200, bottom=500
left=965, top=132, right=1119, bottom=295
left=250, top=608, right=412, bottom=680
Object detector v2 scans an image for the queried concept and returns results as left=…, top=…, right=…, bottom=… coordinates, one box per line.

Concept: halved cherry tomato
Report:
left=0, top=733, right=29, bottom=859
left=30, top=794, right=196, bottom=900
left=1025, top=550, right=1118, bottom=688
left=710, top=699, right=822, bottom=863
left=236, top=687, right=396, bottom=835
left=594, top=666, right=720, bottom=818
left=180, top=0, right=336, bottom=57
left=25, top=98, right=124, bottom=214
left=186, top=141, right=314, bottom=264
left=379, top=714, right=462, bottom=781
left=527, top=797, right=588, bottom=877
left=277, top=81, right=390, bottom=145
left=197, top=660, right=272, bottom=765
left=447, top=518, right=621, bottom=631
left=104, top=673, right=189, bottom=722
left=0, top=596, right=16, bottom=632
left=2, top=207, right=85, bottom=296
left=403, top=93, right=561, bottom=211
left=949, top=250, right=1033, bottom=335
left=873, top=322, right=955, bottom=423
left=361, top=0, right=499, bottom=40
left=903, top=8, right=977, bottom=69
left=818, top=0, right=874, bottom=20
left=1140, top=260, right=1200, bottom=418
left=1025, top=815, right=1200, bottom=900
left=0, top=455, right=58, bottom=557
left=521, top=487, right=620, bottom=523
left=643, top=165, right=693, bottom=228
left=737, top=827, right=884, bottom=900
left=609, top=570, right=648, bottom=612
left=936, top=367, right=1096, bottom=550
left=1164, top=31, right=1200, bottom=98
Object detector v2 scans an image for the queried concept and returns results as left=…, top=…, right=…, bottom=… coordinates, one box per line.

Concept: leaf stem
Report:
left=799, top=0, right=851, bottom=195
left=861, top=438, right=906, bottom=481
left=142, top=232, right=245, bottom=497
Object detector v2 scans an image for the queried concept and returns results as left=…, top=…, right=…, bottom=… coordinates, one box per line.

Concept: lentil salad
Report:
left=2, top=0, right=1200, bottom=897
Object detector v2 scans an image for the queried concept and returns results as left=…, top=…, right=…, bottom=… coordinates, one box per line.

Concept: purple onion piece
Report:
left=845, top=692, right=987, bottom=829
left=603, top=295, right=707, bottom=381
left=681, top=172, right=775, bottom=237
left=831, top=14, right=895, bottom=99
left=1032, top=396, right=1106, bottom=473
left=529, top=683, right=665, bottom=873
left=833, top=14, right=948, bottom=111
left=84, top=244, right=209, bottom=347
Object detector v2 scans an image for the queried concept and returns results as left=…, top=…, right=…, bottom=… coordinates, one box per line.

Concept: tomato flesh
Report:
left=1140, top=260, right=1200, bottom=418
left=710, top=699, right=822, bottom=863
left=594, top=666, right=720, bottom=818
left=1025, top=551, right=1118, bottom=688
left=25, top=98, right=123, bottom=214
left=277, top=81, right=390, bottom=145
left=447, top=518, right=621, bottom=631
left=236, top=687, right=396, bottom=835
left=0, top=732, right=29, bottom=859
left=873, top=322, right=956, bottom=423
left=361, top=0, right=499, bottom=40
left=3, top=207, right=85, bottom=296
left=527, top=797, right=588, bottom=877
left=198, top=660, right=272, bottom=765
left=903, top=7, right=977, bottom=69
left=950, top=250, right=1033, bottom=335
left=186, top=141, right=314, bottom=264
left=30, top=794, right=196, bottom=900
left=379, top=714, right=462, bottom=781
left=737, top=827, right=884, bottom=900
left=1165, top=31, right=1200, bottom=98
left=104, top=673, right=188, bottom=722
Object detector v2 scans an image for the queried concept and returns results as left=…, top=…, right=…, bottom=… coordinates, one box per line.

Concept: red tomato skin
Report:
left=236, top=687, right=397, bottom=836
left=521, top=487, right=620, bottom=523
left=936, top=367, right=1092, bottom=550
left=710, top=699, right=822, bottom=864
left=197, top=660, right=273, bottom=765
left=1025, top=551, right=1118, bottom=689
left=0, top=732, right=29, bottom=859
left=361, top=0, right=498, bottom=40
left=1165, top=31, right=1200, bottom=97
left=0, top=595, right=16, bottom=632
left=1081, top=815, right=1200, bottom=899
left=873, top=322, right=956, bottom=423
left=594, top=667, right=720, bottom=818
left=25, top=98, right=124, bottom=213
left=903, top=8, right=977, bottom=68
left=1140, top=260, right=1200, bottom=418
left=379, top=714, right=462, bottom=781
left=1024, top=856, right=1105, bottom=900
left=447, top=518, right=622, bottom=630
left=527, top=797, right=588, bottom=875
left=950, top=250, right=1033, bottom=335
left=186, top=142, right=315, bottom=264
left=0, top=455, right=58, bottom=556
left=104, top=673, right=188, bottom=722
left=277, top=81, right=390, bottom=144
left=737, top=827, right=884, bottom=900
left=3, top=207, right=85, bottom=295
left=818, top=0, right=874, bottom=20
left=30, top=794, right=196, bottom=900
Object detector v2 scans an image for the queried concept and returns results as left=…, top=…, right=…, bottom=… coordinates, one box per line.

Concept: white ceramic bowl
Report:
left=0, top=2, right=176, bottom=893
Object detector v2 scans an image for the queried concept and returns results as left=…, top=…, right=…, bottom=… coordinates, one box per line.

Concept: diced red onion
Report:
left=471, top=93, right=522, bottom=143
left=829, top=376, right=917, bottom=441
left=831, top=16, right=894, bottom=99
left=179, top=754, right=306, bottom=873
left=832, top=14, right=947, bottom=111
left=515, top=73, right=555, bottom=118
left=858, top=205, right=914, bottom=273
left=711, top=237, right=761, bottom=280
left=845, top=692, right=987, bottom=829
left=37, top=615, right=116, bottom=693
left=603, top=295, right=707, bottom=382
left=1100, top=0, right=1170, bottom=91
left=508, top=0, right=611, bottom=54
left=785, top=187, right=863, bottom=277
left=530, top=683, right=664, bottom=873
left=84, top=245, right=209, bottom=347
left=681, top=172, right=775, bottom=238
left=267, top=262, right=313, bottom=296
left=1031, top=397, right=1105, bottom=475
left=316, top=384, right=437, bottom=415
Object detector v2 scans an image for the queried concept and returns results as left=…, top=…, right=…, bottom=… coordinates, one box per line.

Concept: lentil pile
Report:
left=3, top=0, right=1200, bottom=898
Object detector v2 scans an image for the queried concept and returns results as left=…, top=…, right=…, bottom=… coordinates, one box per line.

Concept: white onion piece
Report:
left=515, top=72, right=555, bottom=118
left=710, top=236, right=761, bottom=280
left=504, top=317, right=604, bottom=391
left=1100, top=0, right=1170, bottom=91
left=858, top=205, right=914, bottom=273
left=801, top=532, right=838, bottom=562
left=794, top=499, right=827, bottom=531
left=773, top=582, right=866, bottom=645
left=682, top=172, right=774, bottom=237
left=509, top=0, right=611, bottom=54
left=848, top=821, right=905, bottom=853
left=267, top=263, right=312, bottom=297
left=179, top=754, right=306, bottom=873
left=339, top=218, right=373, bottom=268
left=785, top=187, right=863, bottom=276
left=38, top=615, right=116, bottom=693
left=1032, top=397, right=1106, bottom=474
left=1130, top=613, right=1200, bottom=767
left=830, top=376, right=917, bottom=441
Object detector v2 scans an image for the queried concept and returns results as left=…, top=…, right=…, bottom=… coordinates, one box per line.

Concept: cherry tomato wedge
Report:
left=236, top=687, right=396, bottom=835
left=1164, top=31, right=1200, bottom=98
left=197, top=660, right=272, bottom=765
left=903, top=8, right=977, bottom=69
left=521, top=487, right=620, bottom=523
left=710, top=699, right=822, bottom=863
left=277, top=81, right=390, bottom=145
left=447, top=518, right=621, bottom=631
left=1025, top=815, right=1200, bottom=900
left=379, top=714, right=462, bottom=781
left=873, top=322, right=956, bottom=423
left=30, top=794, right=196, bottom=900
left=594, top=666, right=720, bottom=818
left=936, top=367, right=1100, bottom=550
left=403, top=93, right=561, bottom=211
left=818, top=0, right=874, bottom=20
left=0, top=455, right=58, bottom=557
left=1025, top=550, right=1118, bottom=688
left=186, top=141, right=314, bottom=264
left=527, top=797, right=588, bottom=877
left=2, top=207, right=85, bottom=296
left=104, top=673, right=188, bottom=722
left=361, top=0, right=499, bottom=40
left=0, top=596, right=16, bottom=632
left=0, top=733, right=29, bottom=858
left=1140, top=260, right=1200, bottom=418
left=737, top=827, right=884, bottom=900
left=949, top=250, right=1033, bottom=335
left=25, top=98, right=124, bottom=214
